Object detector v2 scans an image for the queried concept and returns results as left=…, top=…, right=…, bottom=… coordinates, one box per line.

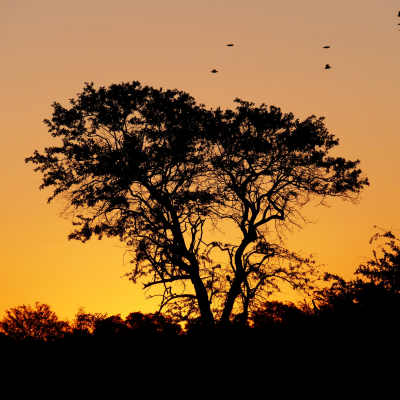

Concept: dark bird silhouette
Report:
left=398, top=11, right=400, bottom=17
left=325, top=64, right=331, bottom=69
left=227, top=44, right=234, bottom=47
left=211, top=69, right=218, bottom=73
left=323, top=46, right=330, bottom=48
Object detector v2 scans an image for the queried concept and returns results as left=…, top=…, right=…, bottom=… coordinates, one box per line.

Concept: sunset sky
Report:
left=1, top=0, right=399, bottom=322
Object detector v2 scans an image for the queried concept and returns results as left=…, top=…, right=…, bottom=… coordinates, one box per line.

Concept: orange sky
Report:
left=1, top=0, right=399, bottom=322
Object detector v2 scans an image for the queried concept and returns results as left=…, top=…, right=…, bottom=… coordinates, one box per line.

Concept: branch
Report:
left=143, top=275, right=192, bottom=289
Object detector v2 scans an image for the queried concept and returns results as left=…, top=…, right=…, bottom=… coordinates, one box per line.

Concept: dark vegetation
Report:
left=9, top=81, right=396, bottom=390
left=2, top=228, right=400, bottom=391
left=2, top=228, right=400, bottom=342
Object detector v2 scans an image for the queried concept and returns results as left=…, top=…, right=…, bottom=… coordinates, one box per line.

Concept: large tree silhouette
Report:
left=26, top=81, right=369, bottom=328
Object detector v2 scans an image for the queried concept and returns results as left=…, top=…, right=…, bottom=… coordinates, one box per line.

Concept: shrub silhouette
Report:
left=312, top=228, right=400, bottom=334
left=93, top=314, right=129, bottom=338
left=250, top=300, right=305, bottom=328
left=125, top=312, right=182, bottom=336
left=356, top=228, right=400, bottom=293
left=0, top=302, right=69, bottom=341
left=71, top=306, right=107, bottom=335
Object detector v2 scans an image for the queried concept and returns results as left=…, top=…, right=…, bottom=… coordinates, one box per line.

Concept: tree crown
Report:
left=0, top=302, right=68, bottom=341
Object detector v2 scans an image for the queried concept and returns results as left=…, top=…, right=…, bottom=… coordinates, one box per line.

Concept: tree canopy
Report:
left=314, top=228, right=400, bottom=319
left=26, top=81, right=369, bottom=328
left=356, top=228, right=400, bottom=293
left=0, top=302, right=68, bottom=341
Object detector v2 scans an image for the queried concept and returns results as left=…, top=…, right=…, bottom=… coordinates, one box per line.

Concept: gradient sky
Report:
left=1, top=0, right=399, bottom=322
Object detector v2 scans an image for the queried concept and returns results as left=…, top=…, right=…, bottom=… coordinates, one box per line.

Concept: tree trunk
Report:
left=190, top=262, right=215, bottom=329
left=219, top=228, right=257, bottom=326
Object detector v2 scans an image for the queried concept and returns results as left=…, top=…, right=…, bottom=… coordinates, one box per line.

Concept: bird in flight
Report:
left=325, top=64, right=331, bottom=69
left=211, top=69, right=218, bottom=73
left=323, top=46, right=330, bottom=48
left=226, top=44, right=234, bottom=47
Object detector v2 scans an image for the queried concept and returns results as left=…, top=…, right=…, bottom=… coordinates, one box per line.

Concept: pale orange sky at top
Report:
left=1, top=0, right=399, bottom=322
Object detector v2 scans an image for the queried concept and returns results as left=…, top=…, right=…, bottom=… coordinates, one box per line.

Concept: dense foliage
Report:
left=0, top=302, right=68, bottom=341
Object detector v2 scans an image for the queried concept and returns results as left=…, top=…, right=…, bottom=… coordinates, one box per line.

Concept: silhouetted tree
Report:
left=313, top=274, right=358, bottom=312
left=26, top=81, right=368, bottom=329
left=93, top=314, right=129, bottom=338
left=355, top=227, right=400, bottom=293
left=312, top=228, right=400, bottom=332
left=125, top=311, right=182, bottom=336
left=71, top=306, right=108, bottom=335
left=0, top=302, right=69, bottom=341
left=249, top=300, right=304, bottom=328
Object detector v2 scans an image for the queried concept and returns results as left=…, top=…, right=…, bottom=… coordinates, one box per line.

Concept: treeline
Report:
left=2, top=228, right=400, bottom=346
left=2, top=229, right=400, bottom=394
left=0, top=304, right=183, bottom=343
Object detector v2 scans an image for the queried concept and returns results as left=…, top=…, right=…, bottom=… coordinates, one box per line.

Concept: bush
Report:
left=0, top=302, right=69, bottom=341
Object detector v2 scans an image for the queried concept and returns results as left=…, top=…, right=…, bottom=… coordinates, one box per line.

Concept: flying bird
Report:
left=226, top=44, right=234, bottom=47
left=323, top=46, right=330, bottom=48
left=325, top=64, right=331, bottom=69
left=211, top=69, right=218, bottom=73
